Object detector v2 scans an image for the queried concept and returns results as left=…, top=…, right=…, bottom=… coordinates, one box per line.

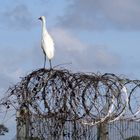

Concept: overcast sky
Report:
left=0, top=0, right=140, bottom=139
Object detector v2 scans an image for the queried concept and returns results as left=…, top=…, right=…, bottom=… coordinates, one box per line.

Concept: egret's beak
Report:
left=38, top=17, right=41, bottom=20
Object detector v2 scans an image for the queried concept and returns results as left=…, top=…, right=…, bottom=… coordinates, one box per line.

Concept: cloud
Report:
left=58, top=0, right=140, bottom=30
left=0, top=4, right=34, bottom=30
left=51, top=28, right=121, bottom=71
left=0, top=27, right=121, bottom=96
left=0, top=28, right=121, bottom=95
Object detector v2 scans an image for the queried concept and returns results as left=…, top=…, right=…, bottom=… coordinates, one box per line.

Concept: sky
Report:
left=0, top=0, right=140, bottom=139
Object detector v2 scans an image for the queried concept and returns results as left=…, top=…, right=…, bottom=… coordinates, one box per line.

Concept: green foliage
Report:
left=125, top=136, right=140, bottom=140
left=0, top=124, right=8, bottom=135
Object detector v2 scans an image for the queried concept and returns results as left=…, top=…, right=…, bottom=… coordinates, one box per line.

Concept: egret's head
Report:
left=38, top=16, right=46, bottom=21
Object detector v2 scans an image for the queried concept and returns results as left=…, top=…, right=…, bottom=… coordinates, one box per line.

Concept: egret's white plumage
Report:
left=38, top=16, right=54, bottom=68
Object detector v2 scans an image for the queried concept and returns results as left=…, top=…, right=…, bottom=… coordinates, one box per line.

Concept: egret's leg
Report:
left=49, top=59, right=52, bottom=69
left=44, top=54, right=46, bottom=68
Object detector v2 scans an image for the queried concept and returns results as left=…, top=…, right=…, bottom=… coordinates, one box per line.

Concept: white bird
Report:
left=38, top=16, right=55, bottom=69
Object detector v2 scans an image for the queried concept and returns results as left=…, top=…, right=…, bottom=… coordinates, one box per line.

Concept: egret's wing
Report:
left=42, top=31, right=55, bottom=59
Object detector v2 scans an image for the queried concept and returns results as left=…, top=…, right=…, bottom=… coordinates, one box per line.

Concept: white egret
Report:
left=38, top=16, right=54, bottom=69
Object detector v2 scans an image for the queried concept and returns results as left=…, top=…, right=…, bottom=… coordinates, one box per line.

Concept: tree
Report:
left=0, top=124, right=9, bottom=135
left=125, top=136, right=140, bottom=140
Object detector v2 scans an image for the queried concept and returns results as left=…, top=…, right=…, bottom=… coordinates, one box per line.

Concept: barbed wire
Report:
left=1, top=68, right=140, bottom=139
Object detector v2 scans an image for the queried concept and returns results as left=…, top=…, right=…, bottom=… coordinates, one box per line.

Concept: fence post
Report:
left=97, top=122, right=108, bottom=140
left=16, top=105, right=30, bottom=140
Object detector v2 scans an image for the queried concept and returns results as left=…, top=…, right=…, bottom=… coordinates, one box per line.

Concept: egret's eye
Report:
left=38, top=17, right=41, bottom=20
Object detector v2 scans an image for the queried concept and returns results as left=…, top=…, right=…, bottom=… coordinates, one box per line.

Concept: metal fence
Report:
left=17, top=114, right=140, bottom=140
left=109, top=120, right=140, bottom=140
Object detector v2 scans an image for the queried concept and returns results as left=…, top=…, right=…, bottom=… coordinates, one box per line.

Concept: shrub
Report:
left=125, top=136, right=140, bottom=140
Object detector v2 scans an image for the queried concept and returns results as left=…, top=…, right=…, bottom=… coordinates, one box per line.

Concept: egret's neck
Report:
left=41, top=19, right=47, bottom=34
